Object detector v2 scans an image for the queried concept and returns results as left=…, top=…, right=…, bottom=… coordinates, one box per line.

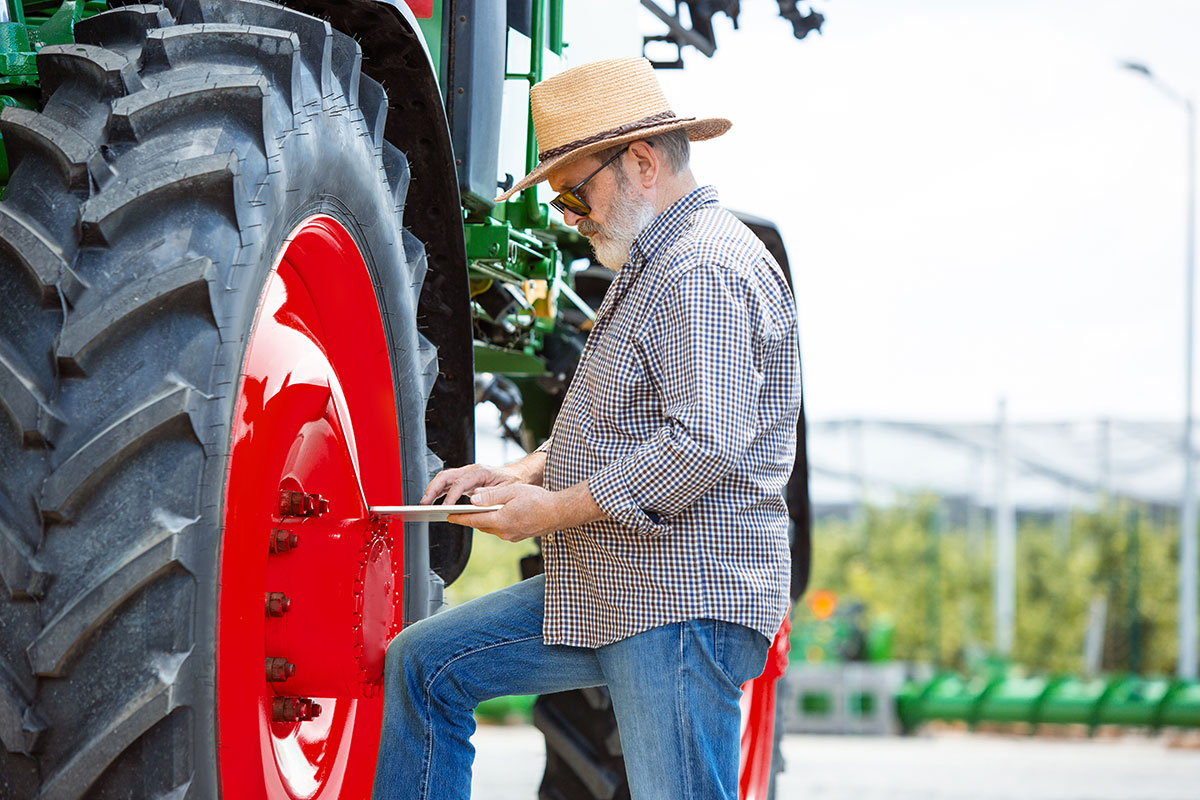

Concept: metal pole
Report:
left=1120, top=61, right=1197, bottom=678
left=1128, top=506, right=1143, bottom=675
left=1181, top=97, right=1197, bottom=678
left=928, top=502, right=943, bottom=666
left=995, top=399, right=1016, bottom=657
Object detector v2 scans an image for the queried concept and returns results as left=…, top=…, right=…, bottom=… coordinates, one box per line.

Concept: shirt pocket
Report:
left=584, top=331, right=654, bottom=438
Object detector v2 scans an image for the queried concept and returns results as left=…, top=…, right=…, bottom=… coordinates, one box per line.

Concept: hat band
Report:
left=537, top=110, right=690, bottom=162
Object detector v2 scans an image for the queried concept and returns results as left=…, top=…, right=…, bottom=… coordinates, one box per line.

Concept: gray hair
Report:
left=596, top=128, right=691, bottom=175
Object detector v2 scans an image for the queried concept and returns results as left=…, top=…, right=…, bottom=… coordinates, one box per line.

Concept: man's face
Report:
left=549, top=150, right=658, bottom=270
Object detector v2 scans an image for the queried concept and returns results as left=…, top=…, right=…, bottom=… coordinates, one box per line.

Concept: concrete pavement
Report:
left=468, top=725, right=1200, bottom=799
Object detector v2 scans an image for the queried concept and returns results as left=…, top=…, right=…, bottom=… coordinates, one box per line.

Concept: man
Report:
left=372, top=57, right=799, bottom=800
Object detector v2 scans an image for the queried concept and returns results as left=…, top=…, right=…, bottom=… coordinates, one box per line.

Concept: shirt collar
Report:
left=628, top=185, right=719, bottom=268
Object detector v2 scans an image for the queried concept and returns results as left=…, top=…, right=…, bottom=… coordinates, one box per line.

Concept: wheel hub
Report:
left=263, top=491, right=399, bottom=701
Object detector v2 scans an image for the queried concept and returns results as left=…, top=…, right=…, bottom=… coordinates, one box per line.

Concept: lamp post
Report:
left=1121, top=60, right=1197, bottom=678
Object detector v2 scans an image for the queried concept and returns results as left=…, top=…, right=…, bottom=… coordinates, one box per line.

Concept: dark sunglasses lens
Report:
left=552, top=191, right=590, bottom=217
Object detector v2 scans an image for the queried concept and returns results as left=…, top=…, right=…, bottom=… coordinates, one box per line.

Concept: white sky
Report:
left=548, top=1, right=1200, bottom=424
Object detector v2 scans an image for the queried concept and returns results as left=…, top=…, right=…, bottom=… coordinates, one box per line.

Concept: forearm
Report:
left=506, top=449, right=548, bottom=487
left=550, top=480, right=606, bottom=528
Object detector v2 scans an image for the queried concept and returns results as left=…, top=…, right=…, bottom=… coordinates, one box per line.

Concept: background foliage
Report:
left=798, top=498, right=1180, bottom=675
left=446, top=531, right=539, bottom=608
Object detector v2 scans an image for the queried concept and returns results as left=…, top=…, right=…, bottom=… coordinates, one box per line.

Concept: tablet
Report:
left=369, top=504, right=503, bottom=522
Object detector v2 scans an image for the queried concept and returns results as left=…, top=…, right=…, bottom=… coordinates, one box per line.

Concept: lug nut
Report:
left=304, top=494, right=330, bottom=516
left=279, top=491, right=302, bottom=517
left=265, top=592, right=292, bottom=617
left=272, top=696, right=321, bottom=722
left=265, top=657, right=296, bottom=682
left=270, top=528, right=299, bottom=553
left=279, top=490, right=329, bottom=518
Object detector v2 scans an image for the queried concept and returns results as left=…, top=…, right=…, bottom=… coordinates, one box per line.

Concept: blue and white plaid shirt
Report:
left=541, top=186, right=800, bottom=648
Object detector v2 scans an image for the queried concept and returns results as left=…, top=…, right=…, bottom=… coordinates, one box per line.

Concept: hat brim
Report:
left=493, top=116, right=731, bottom=204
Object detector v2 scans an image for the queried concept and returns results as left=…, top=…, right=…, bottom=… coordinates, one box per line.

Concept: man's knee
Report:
left=384, top=617, right=443, bottom=692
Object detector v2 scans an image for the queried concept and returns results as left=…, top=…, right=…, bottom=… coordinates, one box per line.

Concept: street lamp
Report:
left=1121, top=60, right=1197, bottom=678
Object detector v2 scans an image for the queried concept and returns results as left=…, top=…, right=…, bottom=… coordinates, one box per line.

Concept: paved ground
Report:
left=468, top=725, right=1200, bottom=799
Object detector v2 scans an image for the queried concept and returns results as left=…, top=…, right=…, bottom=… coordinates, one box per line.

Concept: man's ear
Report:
left=627, top=139, right=659, bottom=189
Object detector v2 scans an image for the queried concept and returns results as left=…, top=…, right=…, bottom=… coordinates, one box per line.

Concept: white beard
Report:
left=578, top=173, right=658, bottom=270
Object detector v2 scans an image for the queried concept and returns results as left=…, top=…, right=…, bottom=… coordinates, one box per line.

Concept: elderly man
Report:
left=373, top=57, right=799, bottom=800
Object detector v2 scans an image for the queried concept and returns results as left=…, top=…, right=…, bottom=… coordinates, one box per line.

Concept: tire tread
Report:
left=0, top=203, right=81, bottom=305
left=27, top=523, right=192, bottom=677
left=57, top=257, right=215, bottom=375
left=0, top=517, right=47, bottom=600
left=109, top=73, right=272, bottom=146
left=73, top=4, right=175, bottom=49
left=0, top=658, right=44, bottom=754
left=0, top=107, right=95, bottom=192
left=38, top=667, right=186, bottom=800
left=141, top=25, right=300, bottom=114
left=37, top=43, right=142, bottom=100
left=533, top=699, right=623, bottom=800
left=0, top=348, right=62, bottom=449
left=40, top=384, right=202, bottom=523
left=79, top=151, right=240, bottom=246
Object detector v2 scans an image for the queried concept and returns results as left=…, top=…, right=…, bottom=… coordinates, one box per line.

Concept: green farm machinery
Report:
left=0, top=1, right=819, bottom=797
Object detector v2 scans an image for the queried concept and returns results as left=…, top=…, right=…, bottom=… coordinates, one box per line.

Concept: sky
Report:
left=541, top=0, right=1200, bottom=424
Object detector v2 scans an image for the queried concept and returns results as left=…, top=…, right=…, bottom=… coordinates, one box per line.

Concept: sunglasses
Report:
left=550, top=145, right=631, bottom=218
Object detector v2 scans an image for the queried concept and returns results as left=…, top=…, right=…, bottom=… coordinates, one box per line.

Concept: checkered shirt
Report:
left=540, top=186, right=800, bottom=648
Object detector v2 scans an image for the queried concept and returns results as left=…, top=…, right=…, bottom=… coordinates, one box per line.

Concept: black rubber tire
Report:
left=534, top=687, right=629, bottom=800
left=0, top=1, right=437, bottom=797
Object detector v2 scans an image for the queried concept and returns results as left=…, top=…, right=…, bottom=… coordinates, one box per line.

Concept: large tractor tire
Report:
left=0, top=1, right=441, bottom=797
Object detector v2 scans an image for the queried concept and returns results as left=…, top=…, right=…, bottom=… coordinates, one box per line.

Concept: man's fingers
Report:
left=471, top=484, right=518, bottom=506
left=420, top=466, right=466, bottom=504
left=446, top=509, right=499, bottom=529
left=444, top=474, right=488, bottom=507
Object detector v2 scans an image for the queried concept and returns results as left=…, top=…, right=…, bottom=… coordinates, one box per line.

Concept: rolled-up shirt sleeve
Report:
left=588, top=262, right=763, bottom=535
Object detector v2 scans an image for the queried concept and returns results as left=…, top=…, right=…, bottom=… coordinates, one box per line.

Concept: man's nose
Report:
left=562, top=208, right=584, bottom=227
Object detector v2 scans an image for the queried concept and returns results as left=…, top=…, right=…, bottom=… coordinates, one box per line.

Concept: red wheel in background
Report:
left=740, top=615, right=793, bottom=800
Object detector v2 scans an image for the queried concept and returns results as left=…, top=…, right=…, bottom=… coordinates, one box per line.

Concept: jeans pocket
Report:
left=714, top=622, right=770, bottom=686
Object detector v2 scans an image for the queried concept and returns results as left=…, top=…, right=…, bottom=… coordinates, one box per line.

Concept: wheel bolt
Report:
left=270, top=528, right=299, bottom=554
left=279, top=490, right=329, bottom=518
left=305, top=494, right=330, bottom=516
left=272, top=696, right=322, bottom=722
left=265, top=657, right=296, bottom=682
left=265, top=592, right=292, bottom=617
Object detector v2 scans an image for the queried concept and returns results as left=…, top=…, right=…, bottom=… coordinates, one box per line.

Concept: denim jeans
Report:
left=371, top=574, right=768, bottom=800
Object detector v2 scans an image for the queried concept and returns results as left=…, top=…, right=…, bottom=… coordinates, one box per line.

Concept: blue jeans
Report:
left=371, top=574, right=768, bottom=800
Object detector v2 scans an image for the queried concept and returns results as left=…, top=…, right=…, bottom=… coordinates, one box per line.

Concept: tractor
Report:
left=0, top=1, right=814, bottom=797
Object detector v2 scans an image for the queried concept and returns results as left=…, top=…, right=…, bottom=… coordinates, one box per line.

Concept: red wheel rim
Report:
left=739, top=614, right=792, bottom=800
left=218, top=216, right=406, bottom=799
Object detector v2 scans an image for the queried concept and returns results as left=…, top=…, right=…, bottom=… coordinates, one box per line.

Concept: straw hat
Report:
left=494, top=57, right=731, bottom=203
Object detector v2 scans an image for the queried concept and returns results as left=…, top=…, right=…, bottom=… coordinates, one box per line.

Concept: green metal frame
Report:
left=464, top=0, right=584, bottom=377
left=0, top=0, right=106, bottom=186
left=896, top=669, right=1200, bottom=733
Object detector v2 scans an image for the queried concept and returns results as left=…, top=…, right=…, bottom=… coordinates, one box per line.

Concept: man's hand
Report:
left=421, top=450, right=548, bottom=506
left=420, top=464, right=523, bottom=506
left=447, top=481, right=606, bottom=542
left=447, top=484, right=556, bottom=541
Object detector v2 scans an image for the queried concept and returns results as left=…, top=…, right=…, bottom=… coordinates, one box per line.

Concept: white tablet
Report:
left=369, top=504, right=503, bottom=522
